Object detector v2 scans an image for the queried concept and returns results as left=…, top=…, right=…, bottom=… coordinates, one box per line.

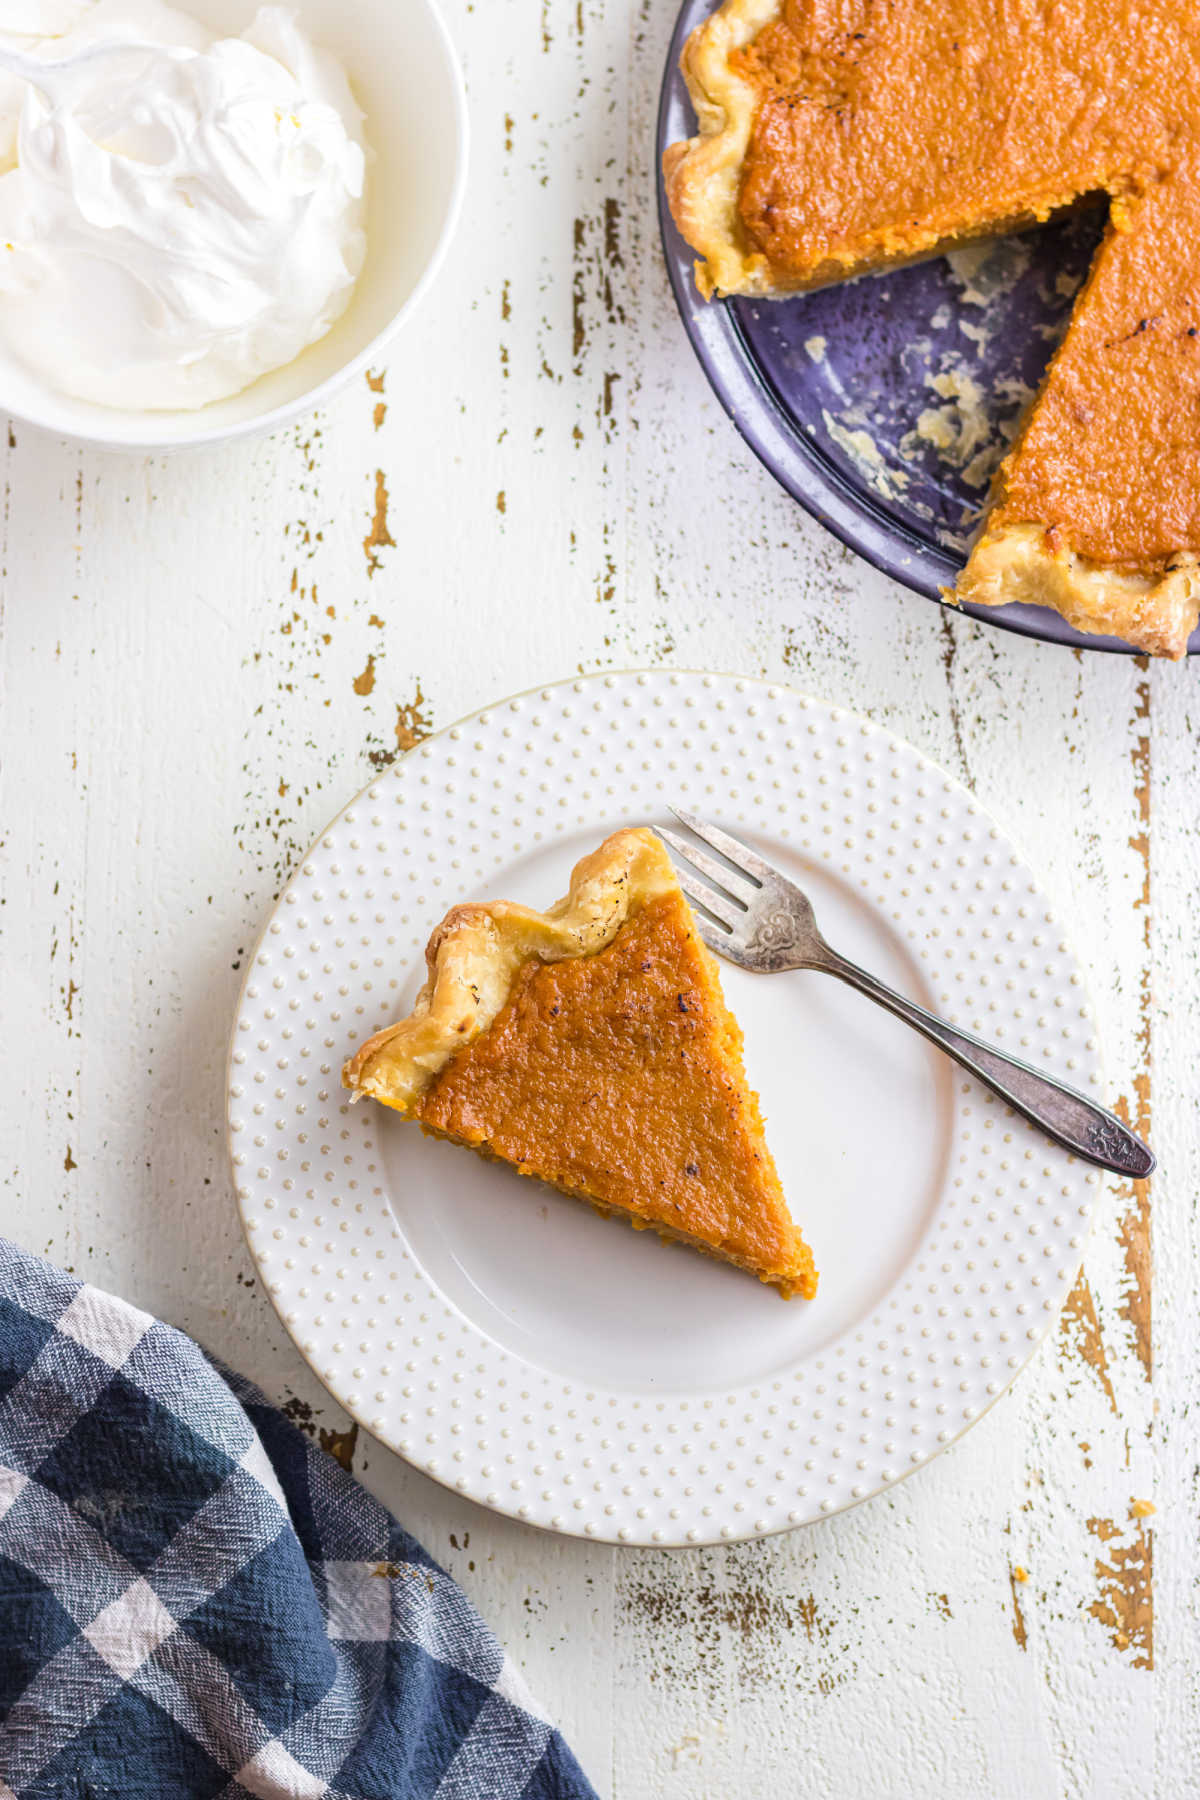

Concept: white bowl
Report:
left=0, top=0, right=468, bottom=451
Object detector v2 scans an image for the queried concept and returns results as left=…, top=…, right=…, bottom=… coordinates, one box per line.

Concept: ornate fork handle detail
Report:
left=750, top=905, right=804, bottom=957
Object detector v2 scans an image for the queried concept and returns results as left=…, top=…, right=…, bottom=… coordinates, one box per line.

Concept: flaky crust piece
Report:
left=661, top=0, right=784, bottom=298
left=957, top=526, right=1200, bottom=660
left=342, top=829, right=679, bottom=1114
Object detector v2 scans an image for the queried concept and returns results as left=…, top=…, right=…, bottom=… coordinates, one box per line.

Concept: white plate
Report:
left=228, top=670, right=1102, bottom=1545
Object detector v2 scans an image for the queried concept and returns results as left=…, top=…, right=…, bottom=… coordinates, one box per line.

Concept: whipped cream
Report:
left=0, top=1, right=367, bottom=409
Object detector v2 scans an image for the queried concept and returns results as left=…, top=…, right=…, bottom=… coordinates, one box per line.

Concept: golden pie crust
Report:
left=344, top=829, right=678, bottom=1111
left=661, top=0, right=785, bottom=300
left=344, top=828, right=817, bottom=1298
left=664, top=0, right=1200, bottom=657
left=955, top=527, right=1200, bottom=661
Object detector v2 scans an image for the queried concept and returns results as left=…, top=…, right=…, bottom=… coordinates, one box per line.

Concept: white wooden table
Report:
left=2, top=4, right=1194, bottom=1794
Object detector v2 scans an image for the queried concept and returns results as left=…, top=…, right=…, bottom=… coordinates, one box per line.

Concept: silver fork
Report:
left=657, top=808, right=1154, bottom=1180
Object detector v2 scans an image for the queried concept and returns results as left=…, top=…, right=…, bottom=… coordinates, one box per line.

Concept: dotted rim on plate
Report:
left=227, top=670, right=1101, bottom=1546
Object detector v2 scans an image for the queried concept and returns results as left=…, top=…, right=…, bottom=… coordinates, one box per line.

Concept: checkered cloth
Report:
left=0, top=1238, right=597, bottom=1800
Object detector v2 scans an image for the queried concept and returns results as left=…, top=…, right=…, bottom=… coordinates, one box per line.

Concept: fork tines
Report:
left=654, top=808, right=768, bottom=937
left=668, top=807, right=771, bottom=884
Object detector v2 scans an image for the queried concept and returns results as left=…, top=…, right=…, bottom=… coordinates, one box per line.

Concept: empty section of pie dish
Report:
left=657, top=0, right=1200, bottom=657
left=0, top=0, right=467, bottom=449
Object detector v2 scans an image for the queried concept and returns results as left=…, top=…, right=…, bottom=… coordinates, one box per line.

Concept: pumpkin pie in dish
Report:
left=343, top=827, right=817, bottom=1298
left=663, top=0, right=1200, bottom=657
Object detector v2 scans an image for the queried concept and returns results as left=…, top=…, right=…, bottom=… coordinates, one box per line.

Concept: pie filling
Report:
left=345, top=830, right=817, bottom=1298
left=664, top=0, right=1200, bottom=655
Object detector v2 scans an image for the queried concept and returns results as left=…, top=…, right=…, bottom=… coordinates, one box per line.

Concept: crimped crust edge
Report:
left=956, top=524, right=1200, bottom=660
left=342, top=828, right=679, bottom=1113
left=662, top=0, right=784, bottom=298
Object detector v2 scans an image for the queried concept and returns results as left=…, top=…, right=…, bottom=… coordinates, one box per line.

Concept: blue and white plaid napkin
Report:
left=0, top=1237, right=598, bottom=1800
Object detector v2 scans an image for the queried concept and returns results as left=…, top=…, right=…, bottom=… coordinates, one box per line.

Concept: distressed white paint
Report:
left=0, top=2, right=1189, bottom=1796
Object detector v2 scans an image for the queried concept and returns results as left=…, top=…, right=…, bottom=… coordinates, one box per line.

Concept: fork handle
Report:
left=815, top=952, right=1154, bottom=1179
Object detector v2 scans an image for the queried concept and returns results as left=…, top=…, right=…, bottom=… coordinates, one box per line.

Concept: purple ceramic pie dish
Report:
left=656, top=0, right=1200, bottom=658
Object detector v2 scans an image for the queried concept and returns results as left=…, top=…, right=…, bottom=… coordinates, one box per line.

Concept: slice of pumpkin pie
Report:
left=343, top=827, right=817, bottom=1298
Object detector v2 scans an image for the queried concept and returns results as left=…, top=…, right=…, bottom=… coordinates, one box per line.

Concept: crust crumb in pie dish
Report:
left=343, top=828, right=817, bottom=1298
left=663, top=0, right=1200, bottom=657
